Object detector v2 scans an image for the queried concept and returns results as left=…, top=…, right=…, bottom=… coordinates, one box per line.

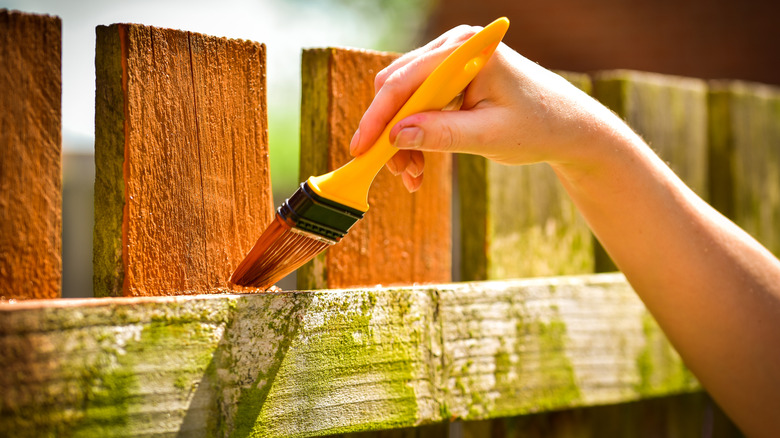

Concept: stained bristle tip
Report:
left=230, top=215, right=332, bottom=288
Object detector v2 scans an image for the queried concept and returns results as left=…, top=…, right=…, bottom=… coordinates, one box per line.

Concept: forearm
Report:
left=550, top=118, right=780, bottom=438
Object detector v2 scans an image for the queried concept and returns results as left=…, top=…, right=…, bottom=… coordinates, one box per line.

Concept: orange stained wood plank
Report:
left=94, top=23, right=272, bottom=297
left=298, top=48, right=452, bottom=289
left=0, top=11, right=62, bottom=300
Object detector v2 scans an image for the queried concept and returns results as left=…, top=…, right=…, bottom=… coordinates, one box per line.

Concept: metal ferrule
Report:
left=277, top=181, right=365, bottom=243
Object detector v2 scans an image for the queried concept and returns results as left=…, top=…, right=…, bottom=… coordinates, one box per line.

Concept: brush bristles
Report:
left=231, top=215, right=333, bottom=288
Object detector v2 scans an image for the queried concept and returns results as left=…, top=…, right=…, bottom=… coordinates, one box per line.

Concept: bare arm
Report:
left=351, top=27, right=780, bottom=437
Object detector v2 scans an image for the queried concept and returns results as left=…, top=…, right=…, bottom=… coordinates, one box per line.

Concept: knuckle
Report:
left=439, top=123, right=461, bottom=152
left=374, top=67, right=390, bottom=93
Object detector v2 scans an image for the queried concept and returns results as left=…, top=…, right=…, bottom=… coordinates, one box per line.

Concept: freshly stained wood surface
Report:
left=0, top=274, right=699, bottom=436
left=94, top=24, right=272, bottom=297
left=0, top=11, right=62, bottom=300
left=298, top=48, right=452, bottom=290
left=458, top=72, right=594, bottom=281
left=709, top=81, right=780, bottom=256
left=593, top=71, right=708, bottom=271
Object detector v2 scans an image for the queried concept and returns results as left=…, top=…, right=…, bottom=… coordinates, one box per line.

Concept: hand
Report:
left=349, top=24, right=615, bottom=192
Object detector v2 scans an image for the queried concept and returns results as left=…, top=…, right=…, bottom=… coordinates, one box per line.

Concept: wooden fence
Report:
left=3, top=9, right=778, bottom=437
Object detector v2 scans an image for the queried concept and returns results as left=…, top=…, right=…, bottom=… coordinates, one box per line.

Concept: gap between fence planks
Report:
left=94, top=23, right=273, bottom=297
left=0, top=10, right=62, bottom=300
left=709, top=81, right=780, bottom=257
left=0, top=274, right=700, bottom=437
left=458, top=72, right=594, bottom=281
left=298, top=48, right=452, bottom=290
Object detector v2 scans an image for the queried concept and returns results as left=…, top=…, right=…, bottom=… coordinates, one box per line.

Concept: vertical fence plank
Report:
left=298, top=48, right=452, bottom=289
left=593, top=71, right=708, bottom=272
left=709, top=81, right=780, bottom=256
left=457, top=72, right=594, bottom=281
left=0, top=10, right=62, bottom=299
left=94, top=23, right=272, bottom=296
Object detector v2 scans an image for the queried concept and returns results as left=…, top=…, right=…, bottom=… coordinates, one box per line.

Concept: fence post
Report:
left=592, top=71, right=709, bottom=272
left=709, top=81, right=780, bottom=256
left=298, top=48, right=452, bottom=290
left=457, top=72, right=594, bottom=281
left=0, top=10, right=62, bottom=300
left=94, top=23, right=272, bottom=296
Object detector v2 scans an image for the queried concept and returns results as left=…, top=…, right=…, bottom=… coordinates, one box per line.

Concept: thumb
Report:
left=389, top=109, right=491, bottom=155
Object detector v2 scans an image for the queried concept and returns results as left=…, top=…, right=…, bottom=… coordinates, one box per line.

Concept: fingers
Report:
left=349, top=48, right=451, bottom=156
left=386, top=150, right=425, bottom=192
left=373, top=26, right=477, bottom=93
left=389, top=107, right=499, bottom=155
left=402, top=170, right=424, bottom=193
left=350, top=26, right=480, bottom=157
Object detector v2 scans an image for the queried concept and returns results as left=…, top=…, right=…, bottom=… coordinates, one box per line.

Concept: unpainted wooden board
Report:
left=0, top=274, right=699, bottom=436
left=0, top=10, right=62, bottom=299
left=592, top=70, right=709, bottom=272
left=298, top=48, right=452, bottom=290
left=94, top=24, right=272, bottom=297
left=458, top=71, right=594, bottom=281
left=709, top=81, right=780, bottom=256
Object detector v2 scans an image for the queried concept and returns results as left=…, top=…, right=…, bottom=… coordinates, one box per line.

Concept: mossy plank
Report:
left=1, top=274, right=698, bottom=436
left=592, top=70, right=709, bottom=271
left=298, top=47, right=452, bottom=290
left=94, top=23, right=272, bottom=297
left=0, top=10, right=62, bottom=299
left=458, top=71, right=594, bottom=281
left=709, top=81, right=780, bottom=256
left=438, top=274, right=698, bottom=422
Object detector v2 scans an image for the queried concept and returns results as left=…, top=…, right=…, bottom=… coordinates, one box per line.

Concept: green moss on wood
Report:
left=708, top=81, right=780, bottom=256
left=2, top=276, right=706, bottom=436
left=93, top=24, right=127, bottom=297
left=244, top=290, right=424, bottom=436
left=635, top=312, right=697, bottom=397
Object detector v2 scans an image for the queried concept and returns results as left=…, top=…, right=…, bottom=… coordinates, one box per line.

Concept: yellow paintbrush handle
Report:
left=307, top=17, right=510, bottom=212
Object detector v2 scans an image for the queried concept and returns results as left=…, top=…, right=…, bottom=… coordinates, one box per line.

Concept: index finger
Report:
left=350, top=27, right=480, bottom=157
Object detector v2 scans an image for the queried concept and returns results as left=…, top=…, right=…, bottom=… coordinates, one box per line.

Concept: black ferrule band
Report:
left=277, top=182, right=365, bottom=241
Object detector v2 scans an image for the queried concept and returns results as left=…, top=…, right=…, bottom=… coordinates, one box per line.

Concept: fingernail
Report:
left=395, top=127, right=423, bottom=149
left=349, top=128, right=360, bottom=155
left=407, top=161, right=421, bottom=177
left=386, top=160, right=401, bottom=176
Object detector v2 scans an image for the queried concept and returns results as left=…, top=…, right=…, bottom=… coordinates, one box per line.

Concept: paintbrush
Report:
left=231, top=17, right=510, bottom=288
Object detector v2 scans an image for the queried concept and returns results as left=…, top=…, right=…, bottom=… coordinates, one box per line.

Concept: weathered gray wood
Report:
left=709, top=81, right=780, bottom=256
left=458, top=72, right=594, bottom=281
left=0, top=274, right=698, bottom=436
left=592, top=70, right=709, bottom=271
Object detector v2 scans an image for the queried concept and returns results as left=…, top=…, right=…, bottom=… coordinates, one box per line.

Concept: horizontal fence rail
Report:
left=1, top=274, right=701, bottom=437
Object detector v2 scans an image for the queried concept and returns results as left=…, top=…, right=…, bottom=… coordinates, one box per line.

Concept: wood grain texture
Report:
left=0, top=274, right=700, bottom=436
left=458, top=72, right=594, bottom=281
left=298, top=48, right=452, bottom=290
left=592, top=70, right=709, bottom=271
left=94, top=23, right=272, bottom=297
left=709, top=81, right=780, bottom=256
left=0, top=10, right=62, bottom=299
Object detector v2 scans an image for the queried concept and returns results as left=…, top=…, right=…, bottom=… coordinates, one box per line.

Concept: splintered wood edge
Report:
left=0, top=273, right=699, bottom=437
